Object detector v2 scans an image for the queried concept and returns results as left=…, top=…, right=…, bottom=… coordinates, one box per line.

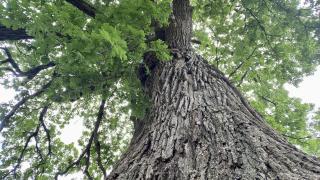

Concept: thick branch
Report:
left=66, top=0, right=96, bottom=18
left=0, top=47, right=55, bottom=79
left=0, top=25, right=32, bottom=41
left=165, top=0, right=192, bottom=50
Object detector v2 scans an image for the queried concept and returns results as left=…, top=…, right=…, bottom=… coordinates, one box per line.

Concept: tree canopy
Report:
left=0, top=0, right=319, bottom=179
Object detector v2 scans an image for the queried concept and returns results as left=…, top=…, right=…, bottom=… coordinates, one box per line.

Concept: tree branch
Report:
left=54, top=98, right=106, bottom=179
left=95, top=136, right=107, bottom=179
left=260, top=95, right=277, bottom=107
left=0, top=0, right=95, bottom=41
left=0, top=79, right=53, bottom=132
left=39, top=105, right=52, bottom=156
left=1, top=124, right=41, bottom=178
left=228, top=47, right=257, bottom=78
left=236, top=69, right=250, bottom=87
left=0, top=47, right=55, bottom=79
left=0, top=25, right=32, bottom=41
left=66, top=0, right=96, bottom=18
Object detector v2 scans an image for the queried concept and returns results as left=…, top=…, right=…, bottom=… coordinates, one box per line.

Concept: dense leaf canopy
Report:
left=0, top=0, right=319, bottom=179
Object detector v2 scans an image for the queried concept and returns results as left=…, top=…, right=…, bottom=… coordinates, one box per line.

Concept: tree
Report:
left=0, top=0, right=319, bottom=179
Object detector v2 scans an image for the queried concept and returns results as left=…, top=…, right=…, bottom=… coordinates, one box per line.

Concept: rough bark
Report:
left=107, top=0, right=320, bottom=179
left=108, top=50, right=320, bottom=180
left=165, top=0, right=193, bottom=50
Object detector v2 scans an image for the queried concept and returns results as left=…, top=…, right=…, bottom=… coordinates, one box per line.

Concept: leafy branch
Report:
left=1, top=105, right=51, bottom=179
left=0, top=79, right=54, bottom=132
left=0, top=47, right=55, bottom=80
left=54, top=98, right=107, bottom=179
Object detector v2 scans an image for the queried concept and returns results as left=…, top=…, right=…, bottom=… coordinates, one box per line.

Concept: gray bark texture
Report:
left=108, top=50, right=320, bottom=180
left=107, top=0, right=320, bottom=179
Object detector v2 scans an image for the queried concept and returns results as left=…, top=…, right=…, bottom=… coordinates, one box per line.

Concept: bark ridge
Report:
left=108, top=51, right=320, bottom=180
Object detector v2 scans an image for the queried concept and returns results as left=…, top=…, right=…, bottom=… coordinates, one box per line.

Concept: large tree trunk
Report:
left=108, top=51, right=320, bottom=180
left=108, top=0, right=320, bottom=179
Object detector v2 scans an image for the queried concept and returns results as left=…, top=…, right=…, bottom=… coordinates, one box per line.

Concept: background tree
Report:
left=0, top=0, right=319, bottom=179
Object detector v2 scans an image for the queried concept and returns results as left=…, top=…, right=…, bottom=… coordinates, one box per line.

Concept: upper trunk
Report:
left=164, top=0, right=193, bottom=50
left=107, top=1, right=320, bottom=179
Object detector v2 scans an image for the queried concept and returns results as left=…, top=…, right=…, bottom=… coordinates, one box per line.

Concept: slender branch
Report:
left=2, top=104, right=51, bottom=178
left=54, top=98, right=106, bottom=179
left=228, top=47, right=257, bottom=78
left=236, top=69, right=249, bottom=87
left=0, top=79, right=53, bottom=132
left=260, top=95, right=277, bottom=107
left=283, top=134, right=313, bottom=140
left=0, top=67, right=19, bottom=76
left=1, top=124, right=40, bottom=178
left=84, top=149, right=93, bottom=180
left=39, top=105, right=52, bottom=155
left=34, top=130, right=44, bottom=161
left=1, top=47, right=24, bottom=74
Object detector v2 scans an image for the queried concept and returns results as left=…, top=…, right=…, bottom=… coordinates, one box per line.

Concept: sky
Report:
left=285, top=66, right=320, bottom=110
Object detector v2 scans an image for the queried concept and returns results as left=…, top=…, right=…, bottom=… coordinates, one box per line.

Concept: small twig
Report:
left=236, top=69, right=250, bottom=87
left=228, top=47, right=257, bottom=78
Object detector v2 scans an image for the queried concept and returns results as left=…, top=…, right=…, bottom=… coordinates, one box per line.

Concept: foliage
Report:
left=0, top=0, right=319, bottom=178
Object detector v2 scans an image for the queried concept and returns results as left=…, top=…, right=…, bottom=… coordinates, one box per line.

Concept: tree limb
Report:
left=39, top=105, right=52, bottom=156
left=228, top=47, right=257, bottom=78
left=0, top=79, right=53, bottom=132
left=1, top=124, right=40, bottom=178
left=0, top=25, right=32, bottom=41
left=66, top=0, right=96, bottom=18
left=54, top=98, right=106, bottom=179
left=236, top=69, right=250, bottom=87
left=0, top=47, right=55, bottom=79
